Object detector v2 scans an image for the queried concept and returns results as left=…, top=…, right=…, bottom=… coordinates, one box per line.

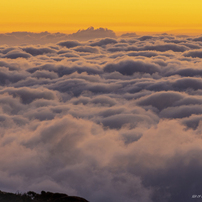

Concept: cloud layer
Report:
left=0, top=27, right=116, bottom=45
left=1, top=31, right=202, bottom=202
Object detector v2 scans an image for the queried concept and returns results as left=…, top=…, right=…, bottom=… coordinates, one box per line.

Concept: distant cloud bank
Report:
left=0, top=27, right=116, bottom=45
left=1, top=29, right=202, bottom=202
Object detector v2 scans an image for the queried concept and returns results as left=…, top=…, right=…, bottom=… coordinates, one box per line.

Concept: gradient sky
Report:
left=1, top=0, right=202, bottom=34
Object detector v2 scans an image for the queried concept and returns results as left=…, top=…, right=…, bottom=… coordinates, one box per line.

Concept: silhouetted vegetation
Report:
left=0, top=190, right=89, bottom=202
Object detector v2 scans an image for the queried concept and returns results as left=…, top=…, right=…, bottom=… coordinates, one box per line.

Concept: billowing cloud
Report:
left=67, top=27, right=116, bottom=41
left=104, top=60, right=160, bottom=75
left=138, top=35, right=155, bottom=41
left=193, top=36, right=202, bottom=41
left=0, top=27, right=116, bottom=46
left=120, top=32, right=137, bottom=38
left=90, top=38, right=118, bottom=46
left=57, top=41, right=81, bottom=48
left=142, top=44, right=188, bottom=52
left=184, top=50, right=202, bottom=58
left=74, top=46, right=99, bottom=53
left=22, top=47, right=56, bottom=56
left=2, top=50, right=31, bottom=59
left=127, top=51, right=158, bottom=58
left=1, top=31, right=202, bottom=202
left=107, top=43, right=189, bottom=53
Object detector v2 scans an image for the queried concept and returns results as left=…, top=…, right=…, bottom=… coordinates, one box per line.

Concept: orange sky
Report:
left=1, top=0, right=202, bottom=34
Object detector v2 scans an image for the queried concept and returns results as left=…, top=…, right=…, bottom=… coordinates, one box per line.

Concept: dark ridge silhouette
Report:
left=0, top=190, right=89, bottom=202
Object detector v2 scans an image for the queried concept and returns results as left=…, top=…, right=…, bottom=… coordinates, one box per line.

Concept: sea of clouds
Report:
left=1, top=28, right=202, bottom=202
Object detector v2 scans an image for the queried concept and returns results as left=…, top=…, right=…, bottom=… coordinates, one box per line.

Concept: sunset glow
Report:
left=1, top=1, right=202, bottom=201
left=1, top=0, right=202, bottom=34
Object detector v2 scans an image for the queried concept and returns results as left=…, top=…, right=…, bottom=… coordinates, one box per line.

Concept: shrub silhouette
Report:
left=0, top=190, right=89, bottom=202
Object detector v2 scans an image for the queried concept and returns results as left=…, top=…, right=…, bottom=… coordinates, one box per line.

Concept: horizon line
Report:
left=0, top=26, right=202, bottom=36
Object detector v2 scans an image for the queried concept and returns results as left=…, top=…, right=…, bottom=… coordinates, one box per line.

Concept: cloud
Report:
left=172, top=78, right=202, bottom=91
left=107, top=43, right=189, bottom=53
left=127, top=51, right=158, bottom=58
left=184, top=50, right=202, bottom=58
left=31, top=70, right=58, bottom=79
left=1, top=32, right=202, bottom=202
left=160, top=105, right=202, bottom=118
left=2, top=50, right=31, bottom=59
left=90, top=38, right=118, bottom=46
left=33, top=64, right=102, bottom=77
left=181, top=115, right=202, bottom=129
left=74, top=46, right=99, bottom=53
left=142, top=44, right=188, bottom=52
left=136, top=91, right=184, bottom=111
left=99, top=112, right=157, bottom=129
left=0, top=67, right=28, bottom=85
left=120, top=32, right=137, bottom=38
left=0, top=61, right=20, bottom=71
left=67, top=27, right=116, bottom=41
left=22, top=47, right=56, bottom=56
left=164, top=39, right=186, bottom=44
left=0, top=31, right=69, bottom=45
left=104, top=60, right=160, bottom=75
left=57, top=41, right=81, bottom=48
left=0, top=48, right=15, bottom=54
left=0, top=87, right=57, bottom=104
left=138, top=36, right=155, bottom=41
left=193, top=36, right=202, bottom=41
left=166, top=68, right=202, bottom=77
left=0, top=28, right=117, bottom=45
